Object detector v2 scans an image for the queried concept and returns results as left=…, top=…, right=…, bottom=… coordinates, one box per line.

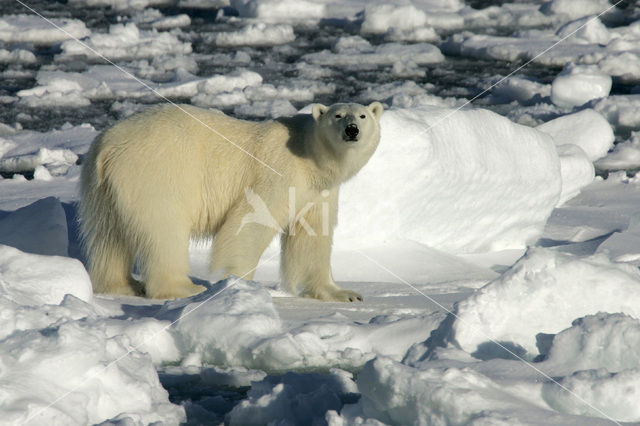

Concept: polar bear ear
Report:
left=312, top=104, right=328, bottom=121
left=367, top=102, right=384, bottom=120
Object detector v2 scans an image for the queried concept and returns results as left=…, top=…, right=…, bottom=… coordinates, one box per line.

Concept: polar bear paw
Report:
left=147, top=279, right=205, bottom=300
left=304, top=287, right=363, bottom=302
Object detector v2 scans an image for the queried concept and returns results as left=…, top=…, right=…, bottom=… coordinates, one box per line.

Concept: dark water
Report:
left=0, top=0, right=589, bottom=134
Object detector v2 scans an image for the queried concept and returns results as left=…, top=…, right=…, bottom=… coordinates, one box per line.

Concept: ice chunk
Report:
left=592, top=94, right=640, bottom=131
left=0, top=48, right=36, bottom=65
left=230, top=0, right=325, bottom=22
left=595, top=131, right=640, bottom=171
left=550, top=65, right=611, bottom=108
left=68, top=0, right=173, bottom=11
left=555, top=16, right=610, bottom=44
left=491, top=77, right=550, bottom=105
left=213, top=23, right=295, bottom=46
left=0, top=15, right=90, bottom=45
left=361, top=4, right=428, bottom=35
left=540, top=0, right=614, bottom=20
left=58, top=23, right=191, bottom=62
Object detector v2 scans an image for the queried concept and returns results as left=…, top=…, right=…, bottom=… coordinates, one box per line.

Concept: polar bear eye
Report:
left=360, top=114, right=366, bottom=119
left=335, top=114, right=342, bottom=119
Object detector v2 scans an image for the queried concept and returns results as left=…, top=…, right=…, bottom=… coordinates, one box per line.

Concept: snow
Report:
left=4, top=0, right=640, bottom=423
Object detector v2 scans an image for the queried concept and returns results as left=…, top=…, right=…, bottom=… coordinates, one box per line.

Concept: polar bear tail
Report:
left=79, top=135, right=138, bottom=296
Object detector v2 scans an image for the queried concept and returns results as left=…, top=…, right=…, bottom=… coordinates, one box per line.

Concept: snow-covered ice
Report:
left=3, top=0, right=640, bottom=424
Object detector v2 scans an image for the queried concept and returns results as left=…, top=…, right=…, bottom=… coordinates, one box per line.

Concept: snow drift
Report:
left=337, top=106, right=563, bottom=253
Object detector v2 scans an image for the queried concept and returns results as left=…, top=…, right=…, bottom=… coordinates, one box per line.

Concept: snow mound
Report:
left=451, top=248, right=640, bottom=357
left=553, top=144, right=595, bottom=205
left=160, top=278, right=437, bottom=371
left=0, top=197, right=69, bottom=257
left=537, top=109, right=613, bottom=204
left=354, top=356, right=539, bottom=425
left=0, top=242, right=184, bottom=424
left=0, top=318, right=184, bottom=425
left=336, top=106, right=562, bottom=253
left=544, top=313, right=640, bottom=375
left=550, top=65, right=611, bottom=108
left=542, top=368, right=640, bottom=422
left=159, top=279, right=282, bottom=369
left=0, top=244, right=91, bottom=306
left=0, top=15, right=90, bottom=45
left=537, top=109, right=613, bottom=161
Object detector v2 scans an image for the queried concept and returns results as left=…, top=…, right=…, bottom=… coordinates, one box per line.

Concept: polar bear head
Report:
left=312, top=102, right=384, bottom=150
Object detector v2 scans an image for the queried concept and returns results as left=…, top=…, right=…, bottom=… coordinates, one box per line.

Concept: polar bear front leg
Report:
left=281, top=190, right=363, bottom=302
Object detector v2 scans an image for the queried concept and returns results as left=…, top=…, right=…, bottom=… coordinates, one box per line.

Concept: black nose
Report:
left=345, top=124, right=359, bottom=139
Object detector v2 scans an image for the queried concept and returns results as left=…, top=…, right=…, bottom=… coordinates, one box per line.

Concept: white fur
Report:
left=80, top=102, right=383, bottom=300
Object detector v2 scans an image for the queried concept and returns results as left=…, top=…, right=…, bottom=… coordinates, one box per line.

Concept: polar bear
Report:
left=80, top=102, right=383, bottom=301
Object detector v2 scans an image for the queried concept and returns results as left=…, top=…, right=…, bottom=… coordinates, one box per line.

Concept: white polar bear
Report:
left=80, top=102, right=383, bottom=301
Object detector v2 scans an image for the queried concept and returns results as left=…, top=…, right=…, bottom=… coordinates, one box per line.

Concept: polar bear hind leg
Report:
left=136, top=211, right=204, bottom=299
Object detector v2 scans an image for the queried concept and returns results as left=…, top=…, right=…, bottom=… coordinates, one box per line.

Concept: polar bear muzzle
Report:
left=344, top=123, right=360, bottom=142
